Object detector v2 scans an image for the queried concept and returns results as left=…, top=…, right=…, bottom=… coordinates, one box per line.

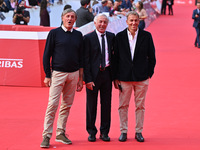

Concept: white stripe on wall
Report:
left=0, top=31, right=49, bottom=40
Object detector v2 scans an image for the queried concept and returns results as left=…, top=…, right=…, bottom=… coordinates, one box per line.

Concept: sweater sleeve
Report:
left=43, top=30, right=55, bottom=78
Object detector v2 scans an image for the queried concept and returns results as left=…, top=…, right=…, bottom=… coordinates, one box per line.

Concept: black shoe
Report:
left=119, top=133, right=127, bottom=142
left=135, top=133, right=144, bottom=142
left=88, top=134, right=96, bottom=142
left=100, top=134, right=110, bottom=141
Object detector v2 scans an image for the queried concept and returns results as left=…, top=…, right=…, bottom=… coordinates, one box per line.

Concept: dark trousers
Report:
left=86, top=67, right=112, bottom=136
left=168, top=5, right=173, bottom=15
left=161, top=4, right=166, bottom=15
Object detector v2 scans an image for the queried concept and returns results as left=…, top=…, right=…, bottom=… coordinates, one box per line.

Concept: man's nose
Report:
left=133, top=21, right=137, bottom=24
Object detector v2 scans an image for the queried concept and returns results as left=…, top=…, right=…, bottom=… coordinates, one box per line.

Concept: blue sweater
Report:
left=43, top=27, right=84, bottom=78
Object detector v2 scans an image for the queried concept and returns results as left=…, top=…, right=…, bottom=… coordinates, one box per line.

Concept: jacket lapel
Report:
left=134, top=29, right=145, bottom=55
left=106, top=32, right=111, bottom=55
left=92, top=31, right=101, bottom=51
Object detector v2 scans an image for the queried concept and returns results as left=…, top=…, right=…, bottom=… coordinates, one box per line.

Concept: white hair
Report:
left=94, top=13, right=109, bottom=23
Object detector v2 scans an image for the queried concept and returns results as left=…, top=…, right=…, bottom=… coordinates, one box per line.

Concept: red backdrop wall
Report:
left=0, top=25, right=55, bottom=87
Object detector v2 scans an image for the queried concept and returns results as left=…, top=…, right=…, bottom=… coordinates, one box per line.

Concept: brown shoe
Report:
left=40, top=136, right=50, bottom=148
left=55, top=133, right=72, bottom=144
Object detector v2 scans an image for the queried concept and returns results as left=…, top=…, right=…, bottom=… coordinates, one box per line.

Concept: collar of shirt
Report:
left=95, top=29, right=107, bottom=49
left=127, top=28, right=139, bottom=41
left=96, top=29, right=106, bottom=37
left=61, top=25, right=73, bottom=32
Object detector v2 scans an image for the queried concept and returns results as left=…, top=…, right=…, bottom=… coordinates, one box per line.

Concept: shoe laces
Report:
left=44, top=136, right=50, bottom=141
left=61, top=133, right=69, bottom=138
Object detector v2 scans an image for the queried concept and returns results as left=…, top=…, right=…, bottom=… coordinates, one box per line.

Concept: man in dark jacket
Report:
left=192, top=2, right=200, bottom=48
left=84, top=13, right=115, bottom=142
left=113, top=11, right=156, bottom=142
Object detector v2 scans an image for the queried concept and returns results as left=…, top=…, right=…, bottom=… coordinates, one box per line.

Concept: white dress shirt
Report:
left=96, top=29, right=109, bottom=67
left=127, top=28, right=139, bottom=60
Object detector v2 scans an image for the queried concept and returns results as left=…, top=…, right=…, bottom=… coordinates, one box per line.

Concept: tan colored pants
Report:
left=118, top=79, right=149, bottom=133
left=42, top=70, right=79, bottom=138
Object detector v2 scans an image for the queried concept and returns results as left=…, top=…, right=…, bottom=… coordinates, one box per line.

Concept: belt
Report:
left=100, top=66, right=110, bottom=71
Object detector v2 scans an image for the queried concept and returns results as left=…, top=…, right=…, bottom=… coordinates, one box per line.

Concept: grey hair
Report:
left=126, top=11, right=139, bottom=19
left=94, top=13, right=109, bottom=23
left=62, top=8, right=77, bottom=19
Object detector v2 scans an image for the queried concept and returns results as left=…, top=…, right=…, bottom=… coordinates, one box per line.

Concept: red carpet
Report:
left=0, top=3, right=200, bottom=150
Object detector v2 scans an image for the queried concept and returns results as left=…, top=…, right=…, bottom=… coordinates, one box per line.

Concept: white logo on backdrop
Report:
left=0, top=58, right=23, bottom=68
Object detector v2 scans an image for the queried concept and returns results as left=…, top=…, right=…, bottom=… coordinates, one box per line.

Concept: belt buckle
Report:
left=100, top=67, right=105, bottom=71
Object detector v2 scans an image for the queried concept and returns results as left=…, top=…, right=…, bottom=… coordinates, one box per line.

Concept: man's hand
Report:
left=86, top=82, right=95, bottom=90
left=114, top=80, right=120, bottom=89
left=76, top=79, right=83, bottom=92
left=17, top=14, right=23, bottom=17
left=88, top=6, right=93, bottom=13
left=44, top=77, right=51, bottom=87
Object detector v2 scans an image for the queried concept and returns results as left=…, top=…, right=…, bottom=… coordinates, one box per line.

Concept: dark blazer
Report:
left=113, top=28, right=156, bottom=82
left=192, top=9, right=200, bottom=28
left=84, top=30, right=115, bottom=83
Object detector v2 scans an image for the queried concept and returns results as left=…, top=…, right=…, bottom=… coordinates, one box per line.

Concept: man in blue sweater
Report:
left=40, top=8, right=84, bottom=148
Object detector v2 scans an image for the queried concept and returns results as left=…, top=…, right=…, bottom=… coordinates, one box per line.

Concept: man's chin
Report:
left=99, top=29, right=106, bottom=33
left=132, top=27, right=138, bottom=31
left=66, top=25, right=73, bottom=28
